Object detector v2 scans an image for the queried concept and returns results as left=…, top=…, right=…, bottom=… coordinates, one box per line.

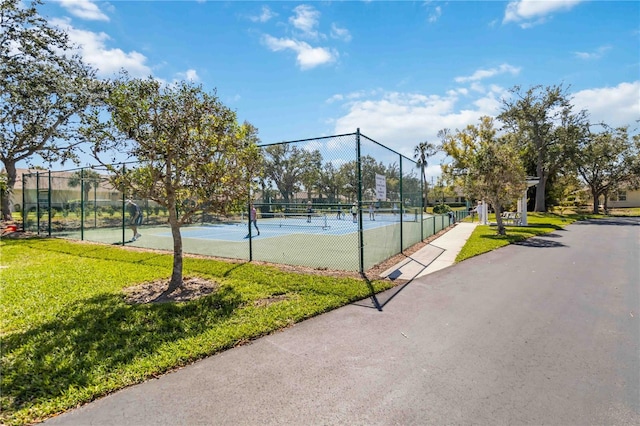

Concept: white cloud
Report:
left=249, top=6, right=276, bottom=23
left=330, top=23, right=352, bottom=42
left=51, top=18, right=152, bottom=77
left=326, top=94, right=344, bottom=104
left=262, top=35, right=336, bottom=70
left=504, top=0, right=584, bottom=28
left=261, top=5, right=348, bottom=69
left=58, top=0, right=109, bottom=21
left=428, top=6, right=442, bottom=23
left=454, top=63, right=521, bottom=83
left=573, top=45, right=612, bottom=60
left=331, top=89, right=504, bottom=159
left=572, top=81, right=640, bottom=127
left=327, top=81, right=639, bottom=177
left=290, top=5, right=321, bottom=39
left=176, top=69, right=199, bottom=82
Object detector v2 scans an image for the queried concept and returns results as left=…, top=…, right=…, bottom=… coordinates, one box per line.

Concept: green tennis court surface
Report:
left=54, top=213, right=444, bottom=272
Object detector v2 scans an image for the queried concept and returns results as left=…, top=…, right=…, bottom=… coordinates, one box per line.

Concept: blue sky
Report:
left=33, top=0, right=640, bottom=176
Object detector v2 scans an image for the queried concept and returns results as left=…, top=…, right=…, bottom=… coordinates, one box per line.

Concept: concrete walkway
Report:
left=380, top=222, right=478, bottom=281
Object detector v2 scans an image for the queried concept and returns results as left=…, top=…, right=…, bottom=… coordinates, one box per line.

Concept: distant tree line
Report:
left=430, top=84, right=640, bottom=234
left=261, top=144, right=421, bottom=207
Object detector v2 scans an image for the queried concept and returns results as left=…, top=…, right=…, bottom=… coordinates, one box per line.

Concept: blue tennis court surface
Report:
left=156, top=213, right=424, bottom=242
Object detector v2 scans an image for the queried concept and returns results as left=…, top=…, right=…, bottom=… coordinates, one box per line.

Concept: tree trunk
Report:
left=167, top=205, right=183, bottom=293
left=494, top=202, right=506, bottom=235
left=1, top=161, right=17, bottom=221
left=422, top=166, right=428, bottom=212
left=534, top=159, right=547, bottom=212
left=591, top=188, right=600, bottom=214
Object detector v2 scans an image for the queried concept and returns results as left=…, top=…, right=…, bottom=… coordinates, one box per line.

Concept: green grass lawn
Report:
left=456, top=212, right=602, bottom=262
left=0, top=238, right=393, bottom=425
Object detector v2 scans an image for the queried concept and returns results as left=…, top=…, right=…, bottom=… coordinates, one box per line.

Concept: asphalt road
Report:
left=47, top=217, right=640, bottom=425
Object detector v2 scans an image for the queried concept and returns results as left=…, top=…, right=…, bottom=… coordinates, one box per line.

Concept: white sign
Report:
left=375, top=174, right=387, bottom=200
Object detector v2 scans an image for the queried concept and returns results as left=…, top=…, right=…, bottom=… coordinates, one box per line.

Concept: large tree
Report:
left=498, top=84, right=586, bottom=212
left=572, top=125, right=640, bottom=214
left=299, top=151, right=323, bottom=200
left=263, top=144, right=322, bottom=203
left=338, top=155, right=385, bottom=201
left=441, top=116, right=526, bottom=235
left=318, top=161, right=346, bottom=203
left=0, top=0, right=102, bottom=220
left=67, top=169, right=102, bottom=205
left=360, top=155, right=386, bottom=199
left=414, top=140, right=438, bottom=209
left=83, top=75, right=261, bottom=292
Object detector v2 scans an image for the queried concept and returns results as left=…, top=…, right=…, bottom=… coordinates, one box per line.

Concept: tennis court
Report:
left=64, top=212, right=444, bottom=271
left=22, top=131, right=463, bottom=272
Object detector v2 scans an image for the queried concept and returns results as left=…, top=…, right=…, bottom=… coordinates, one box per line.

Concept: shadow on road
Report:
left=515, top=237, right=566, bottom=248
left=573, top=217, right=640, bottom=226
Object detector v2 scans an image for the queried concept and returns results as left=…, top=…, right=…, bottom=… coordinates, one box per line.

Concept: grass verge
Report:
left=0, top=238, right=393, bottom=425
left=456, top=212, right=602, bottom=262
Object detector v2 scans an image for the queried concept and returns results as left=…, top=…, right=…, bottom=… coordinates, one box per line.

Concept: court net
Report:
left=246, top=211, right=331, bottom=230
left=364, top=208, right=418, bottom=222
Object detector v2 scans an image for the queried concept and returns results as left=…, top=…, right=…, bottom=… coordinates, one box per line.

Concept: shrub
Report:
left=433, top=204, right=452, bottom=214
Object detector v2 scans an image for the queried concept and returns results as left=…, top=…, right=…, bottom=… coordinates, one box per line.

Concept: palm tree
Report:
left=414, top=141, right=438, bottom=211
left=67, top=169, right=103, bottom=206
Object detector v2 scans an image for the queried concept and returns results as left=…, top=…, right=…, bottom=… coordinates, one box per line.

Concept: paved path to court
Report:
left=46, top=217, right=640, bottom=425
left=380, top=221, right=478, bottom=281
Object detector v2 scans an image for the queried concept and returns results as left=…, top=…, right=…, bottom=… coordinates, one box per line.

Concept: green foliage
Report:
left=497, top=84, right=587, bottom=212
left=432, top=204, right=452, bottom=214
left=608, top=207, right=640, bottom=217
left=82, top=74, right=263, bottom=288
left=86, top=74, right=262, bottom=222
left=66, top=170, right=103, bottom=204
left=572, top=125, right=640, bottom=214
left=0, top=0, right=103, bottom=220
left=263, top=144, right=322, bottom=202
left=0, top=238, right=394, bottom=425
left=413, top=140, right=438, bottom=205
left=440, top=116, right=526, bottom=235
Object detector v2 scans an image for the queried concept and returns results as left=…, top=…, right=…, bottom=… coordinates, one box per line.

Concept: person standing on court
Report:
left=247, top=203, right=260, bottom=237
left=306, top=200, right=313, bottom=223
left=369, top=203, right=375, bottom=221
left=126, top=199, right=143, bottom=241
left=351, top=202, right=358, bottom=223
left=336, top=202, right=343, bottom=220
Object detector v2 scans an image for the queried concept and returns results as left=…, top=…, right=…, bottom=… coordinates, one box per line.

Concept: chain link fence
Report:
left=21, top=130, right=467, bottom=272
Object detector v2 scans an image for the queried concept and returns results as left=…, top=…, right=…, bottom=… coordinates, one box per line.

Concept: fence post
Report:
left=420, top=168, right=424, bottom=240
left=94, top=179, right=98, bottom=228
left=48, top=170, right=52, bottom=236
left=356, top=129, right=364, bottom=274
left=22, top=174, right=26, bottom=231
left=121, top=165, right=126, bottom=245
left=399, top=155, right=403, bottom=253
left=248, top=193, right=253, bottom=262
left=80, top=168, right=84, bottom=240
left=36, top=171, right=40, bottom=235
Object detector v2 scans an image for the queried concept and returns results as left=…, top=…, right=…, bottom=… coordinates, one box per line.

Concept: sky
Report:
left=29, top=0, right=640, bottom=177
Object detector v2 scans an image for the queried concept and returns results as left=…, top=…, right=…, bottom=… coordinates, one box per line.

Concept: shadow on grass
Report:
left=1, top=286, right=243, bottom=419
left=2, top=237, right=171, bottom=266
left=1, top=238, right=249, bottom=278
